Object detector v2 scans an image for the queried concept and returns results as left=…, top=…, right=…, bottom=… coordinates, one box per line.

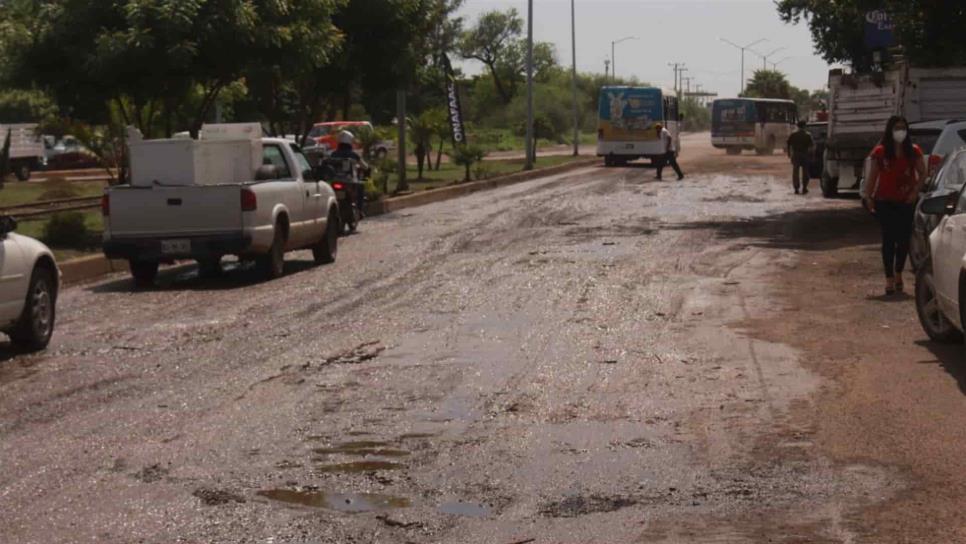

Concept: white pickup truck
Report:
left=102, top=125, right=340, bottom=285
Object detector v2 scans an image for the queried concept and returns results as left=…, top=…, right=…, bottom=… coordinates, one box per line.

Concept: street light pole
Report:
left=771, top=56, right=792, bottom=71
left=720, top=37, right=766, bottom=95
left=525, top=0, right=534, bottom=170
left=754, top=46, right=786, bottom=70
left=610, top=36, right=637, bottom=82
left=570, top=0, right=579, bottom=156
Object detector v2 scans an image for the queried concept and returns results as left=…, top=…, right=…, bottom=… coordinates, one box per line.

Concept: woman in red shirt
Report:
left=863, top=116, right=926, bottom=294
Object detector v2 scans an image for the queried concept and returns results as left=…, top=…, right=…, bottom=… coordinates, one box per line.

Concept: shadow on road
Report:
left=88, top=259, right=321, bottom=294
left=664, top=204, right=877, bottom=252
left=917, top=339, right=966, bottom=397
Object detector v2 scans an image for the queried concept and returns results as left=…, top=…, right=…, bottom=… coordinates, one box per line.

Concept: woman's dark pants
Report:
left=875, top=200, right=915, bottom=278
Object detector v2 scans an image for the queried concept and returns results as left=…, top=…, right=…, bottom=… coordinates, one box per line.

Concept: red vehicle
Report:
left=306, top=121, right=391, bottom=159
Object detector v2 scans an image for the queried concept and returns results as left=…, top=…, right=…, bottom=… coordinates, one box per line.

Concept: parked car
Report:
left=45, top=135, right=101, bottom=170
left=0, top=216, right=59, bottom=351
left=908, top=127, right=966, bottom=271
left=915, top=178, right=966, bottom=342
left=102, top=124, right=340, bottom=286
left=307, top=121, right=392, bottom=159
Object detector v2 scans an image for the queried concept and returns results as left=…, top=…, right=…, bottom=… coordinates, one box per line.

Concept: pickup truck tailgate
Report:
left=107, top=185, right=244, bottom=237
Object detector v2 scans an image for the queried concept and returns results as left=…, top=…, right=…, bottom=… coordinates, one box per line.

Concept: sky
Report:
left=455, top=0, right=836, bottom=98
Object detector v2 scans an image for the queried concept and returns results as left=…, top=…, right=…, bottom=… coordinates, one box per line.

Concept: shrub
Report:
left=43, top=212, right=89, bottom=247
left=448, top=144, right=487, bottom=182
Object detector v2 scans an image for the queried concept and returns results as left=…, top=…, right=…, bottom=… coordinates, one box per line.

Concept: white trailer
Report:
left=822, top=65, right=966, bottom=197
left=0, top=124, right=45, bottom=181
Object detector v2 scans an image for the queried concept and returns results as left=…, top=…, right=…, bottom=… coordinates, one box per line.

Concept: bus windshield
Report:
left=712, top=100, right=756, bottom=136
left=598, top=87, right=665, bottom=142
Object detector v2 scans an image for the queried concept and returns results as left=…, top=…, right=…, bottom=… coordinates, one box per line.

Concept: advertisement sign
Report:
left=865, top=10, right=895, bottom=50
left=442, top=55, right=467, bottom=146
left=597, top=87, right=663, bottom=142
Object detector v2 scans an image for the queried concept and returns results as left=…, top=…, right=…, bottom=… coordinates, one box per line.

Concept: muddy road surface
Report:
left=2, top=135, right=964, bottom=543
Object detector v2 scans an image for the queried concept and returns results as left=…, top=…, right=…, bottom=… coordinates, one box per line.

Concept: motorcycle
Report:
left=316, top=157, right=367, bottom=234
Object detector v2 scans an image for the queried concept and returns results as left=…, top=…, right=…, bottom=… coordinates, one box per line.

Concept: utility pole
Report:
left=611, top=36, right=637, bottom=82
left=396, top=90, right=407, bottom=192
left=525, top=0, right=534, bottom=170
left=604, top=59, right=610, bottom=80
left=668, top=62, right=686, bottom=95
left=771, top=56, right=792, bottom=71
left=719, top=37, right=766, bottom=95
left=570, top=0, right=579, bottom=156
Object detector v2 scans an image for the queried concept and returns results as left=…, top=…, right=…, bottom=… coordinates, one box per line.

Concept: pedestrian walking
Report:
left=862, top=115, right=926, bottom=295
left=786, top=120, right=814, bottom=194
left=655, top=123, right=684, bottom=181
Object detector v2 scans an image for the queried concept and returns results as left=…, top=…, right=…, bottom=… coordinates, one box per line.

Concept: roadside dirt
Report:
left=1, top=134, right=964, bottom=543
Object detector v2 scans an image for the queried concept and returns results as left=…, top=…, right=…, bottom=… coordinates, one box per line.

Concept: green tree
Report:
left=0, top=89, right=57, bottom=124
left=742, top=70, right=793, bottom=99
left=680, top=98, right=710, bottom=132
left=776, top=1, right=966, bottom=70
left=448, top=143, right=486, bottom=182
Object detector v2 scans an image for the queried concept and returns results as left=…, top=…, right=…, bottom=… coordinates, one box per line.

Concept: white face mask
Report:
left=893, top=129, right=907, bottom=143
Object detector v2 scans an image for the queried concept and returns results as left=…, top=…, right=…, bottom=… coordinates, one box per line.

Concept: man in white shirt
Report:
left=655, top=123, right=684, bottom=181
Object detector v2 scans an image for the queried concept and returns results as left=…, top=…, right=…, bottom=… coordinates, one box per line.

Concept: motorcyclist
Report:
left=328, top=130, right=367, bottom=215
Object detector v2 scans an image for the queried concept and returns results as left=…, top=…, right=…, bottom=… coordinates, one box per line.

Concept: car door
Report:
left=262, top=144, right=309, bottom=247
left=289, top=143, right=324, bottom=238
left=931, top=154, right=966, bottom=318
left=0, top=234, right=28, bottom=325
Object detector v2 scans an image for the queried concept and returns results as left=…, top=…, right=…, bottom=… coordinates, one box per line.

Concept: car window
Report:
left=289, top=143, right=313, bottom=177
left=911, top=129, right=942, bottom=154
left=262, top=145, right=292, bottom=179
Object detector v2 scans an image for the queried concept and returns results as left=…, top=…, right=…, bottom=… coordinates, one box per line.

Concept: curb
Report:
left=365, top=157, right=598, bottom=216
left=58, top=157, right=600, bottom=286
left=59, top=254, right=129, bottom=285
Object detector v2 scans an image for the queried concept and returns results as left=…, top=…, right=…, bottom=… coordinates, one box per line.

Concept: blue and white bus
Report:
left=597, top=86, right=680, bottom=166
left=711, top=98, right=797, bottom=155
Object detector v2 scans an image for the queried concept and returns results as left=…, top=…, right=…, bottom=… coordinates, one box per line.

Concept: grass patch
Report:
left=0, top=179, right=106, bottom=208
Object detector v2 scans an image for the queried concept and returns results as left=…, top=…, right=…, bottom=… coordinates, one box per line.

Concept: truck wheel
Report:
left=726, top=147, right=741, bottom=156
left=14, top=163, right=30, bottom=182
left=257, top=223, right=286, bottom=280
left=820, top=172, right=839, bottom=198
left=129, top=260, right=159, bottom=287
left=313, top=208, right=339, bottom=265
left=8, top=264, right=56, bottom=351
left=916, top=267, right=962, bottom=343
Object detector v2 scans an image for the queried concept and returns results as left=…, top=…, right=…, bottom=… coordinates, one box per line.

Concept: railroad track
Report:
left=0, top=196, right=101, bottom=219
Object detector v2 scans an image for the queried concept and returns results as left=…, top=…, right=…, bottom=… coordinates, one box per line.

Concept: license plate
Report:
left=161, top=239, right=190, bottom=255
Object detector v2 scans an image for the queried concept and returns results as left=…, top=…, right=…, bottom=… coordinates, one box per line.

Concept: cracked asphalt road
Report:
left=2, top=135, right=965, bottom=543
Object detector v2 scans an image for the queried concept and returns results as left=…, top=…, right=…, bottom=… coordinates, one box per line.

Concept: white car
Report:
left=0, top=216, right=59, bottom=350
left=910, top=120, right=966, bottom=178
left=916, top=157, right=966, bottom=342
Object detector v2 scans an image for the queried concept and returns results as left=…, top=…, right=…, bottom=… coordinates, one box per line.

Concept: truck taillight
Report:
left=332, top=182, right=345, bottom=191
left=241, top=189, right=257, bottom=211
left=100, top=194, right=110, bottom=216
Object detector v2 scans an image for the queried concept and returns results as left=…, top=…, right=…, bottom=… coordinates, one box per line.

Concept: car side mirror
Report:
left=255, top=165, right=279, bottom=181
left=0, top=216, right=18, bottom=236
left=921, top=193, right=958, bottom=216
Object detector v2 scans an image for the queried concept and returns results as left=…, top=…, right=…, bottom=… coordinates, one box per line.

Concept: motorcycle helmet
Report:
left=337, top=130, right=355, bottom=145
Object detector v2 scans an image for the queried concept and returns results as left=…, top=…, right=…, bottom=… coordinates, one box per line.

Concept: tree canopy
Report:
left=776, top=1, right=966, bottom=71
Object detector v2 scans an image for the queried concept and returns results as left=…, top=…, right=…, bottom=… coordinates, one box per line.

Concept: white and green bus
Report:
left=711, top=98, right=797, bottom=155
left=597, top=86, right=680, bottom=166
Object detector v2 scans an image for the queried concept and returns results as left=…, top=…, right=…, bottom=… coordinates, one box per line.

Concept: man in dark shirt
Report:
left=786, top=120, right=815, bottom=194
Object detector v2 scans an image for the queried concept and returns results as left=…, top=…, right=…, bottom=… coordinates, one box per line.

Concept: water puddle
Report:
left=258, top=489, right=410, bottom=513
left=438, top=500, right=491, bottom=518
left=314, top=447, right=410, bottom=458
left=315, top=461, right=404, bottom=473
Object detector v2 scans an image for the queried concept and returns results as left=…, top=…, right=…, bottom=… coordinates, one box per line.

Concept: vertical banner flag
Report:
left=442, top=54, right=467, bottom=146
